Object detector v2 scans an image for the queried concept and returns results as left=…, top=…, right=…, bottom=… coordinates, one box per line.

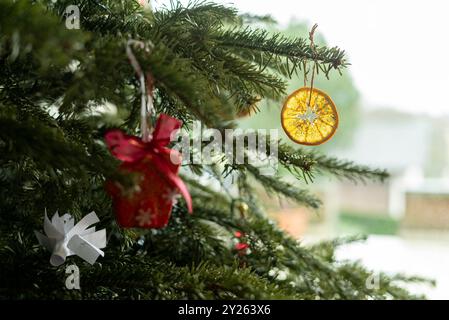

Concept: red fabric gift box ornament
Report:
left=104, top=114, right=192, bottom=229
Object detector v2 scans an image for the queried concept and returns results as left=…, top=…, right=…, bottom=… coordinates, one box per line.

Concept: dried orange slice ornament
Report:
left=281, top=87, right=338, bottom=145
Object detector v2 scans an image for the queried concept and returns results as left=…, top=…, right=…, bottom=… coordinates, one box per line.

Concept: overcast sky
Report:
left=155, top=0, right=449, bottom=116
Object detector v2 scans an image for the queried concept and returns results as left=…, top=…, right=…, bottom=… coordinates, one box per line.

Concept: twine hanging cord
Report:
left=303, top=23, right=319, bottom=105
left=125, top=39, right=155, bottom=142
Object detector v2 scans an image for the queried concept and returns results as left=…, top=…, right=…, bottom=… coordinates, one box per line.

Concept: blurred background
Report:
left=156, top=0, right=449, bottom=298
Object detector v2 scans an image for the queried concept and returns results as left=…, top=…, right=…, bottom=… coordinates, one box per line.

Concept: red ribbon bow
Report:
left=105, top=114, right=192, bottom=228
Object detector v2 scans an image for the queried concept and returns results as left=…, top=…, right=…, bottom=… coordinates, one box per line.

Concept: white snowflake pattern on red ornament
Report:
left=135, top=208, right=152, bottom=226
left=163, top=190, right=181, bottom=206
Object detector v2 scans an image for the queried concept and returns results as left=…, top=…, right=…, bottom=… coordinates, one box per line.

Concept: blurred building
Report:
left=268, top=109, right=449, bottom=238
left=332, top=109, right=449, bottom=231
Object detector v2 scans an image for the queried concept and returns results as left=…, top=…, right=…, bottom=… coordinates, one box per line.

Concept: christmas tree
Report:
left=0, top=0, right=428, bottom=299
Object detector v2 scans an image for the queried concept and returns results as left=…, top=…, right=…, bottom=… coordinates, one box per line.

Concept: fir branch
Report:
left=213, top=49, right=287, bottom=100
left=153, top=0, right=239, bottom=30
left=311, top=152, right=389, bottom=182
left=0, top=116, right=114, bottom=177
left=182, top=173, right=231, bottom=206
left=278, top=144, right=389, bottom=183
left=214, top=28, right=348, bottom=78
left=245, top=164, right=321, bottom=209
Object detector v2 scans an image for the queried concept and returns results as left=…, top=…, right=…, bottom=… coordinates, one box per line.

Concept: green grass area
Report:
left=338, top=211, right=400, bottom=235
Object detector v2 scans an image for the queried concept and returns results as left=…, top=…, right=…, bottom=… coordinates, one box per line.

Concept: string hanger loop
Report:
left=126, top=39, right=155, bottom=142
